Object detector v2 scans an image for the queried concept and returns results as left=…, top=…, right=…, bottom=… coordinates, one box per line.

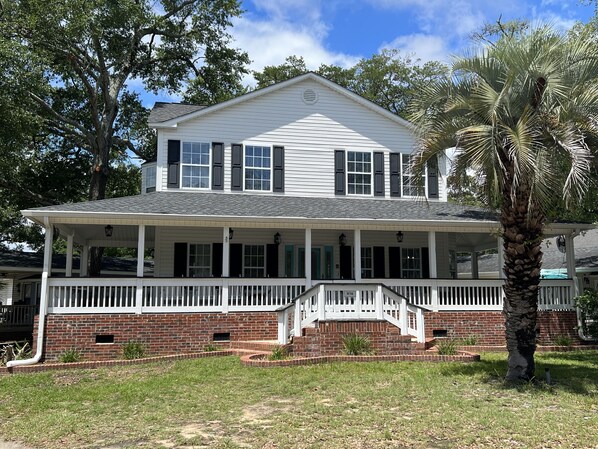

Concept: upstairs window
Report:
left=144, top=165, right=156, bottom=193
left=347, top=151, right=372, bottom=195
left=245, top=145, right=271, bottom=191
left=182, top=142, right=210, bottom=189
left=402, top=154, right=425, bottom=197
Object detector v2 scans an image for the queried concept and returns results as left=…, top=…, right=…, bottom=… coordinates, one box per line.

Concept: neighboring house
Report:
left=12, top=73, right=593, bottom=362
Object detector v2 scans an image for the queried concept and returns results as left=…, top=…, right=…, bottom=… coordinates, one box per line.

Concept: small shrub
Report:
left=342, top=334, right=374, bottom=355
left=203, top=344, right=220, bottom=352
left=58, top=348, right=82, bottom=363
left=575, top=290, right=598, bottom=339
left=460, top=335, right=479, bottom=346
left=436, top=339, right=458, bottom=355
left=269, top=346, right=289, bottom=361
left=553, top=335, right=573, bottom=347
left=122, top=341, right=146, bottom=360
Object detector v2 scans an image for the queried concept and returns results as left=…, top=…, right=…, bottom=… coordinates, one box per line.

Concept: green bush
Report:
left=59, top=348, right=82, bottom=363
left=268, top=346, right=289, bottom=361
left=342, top=334, right=374, bottom=355
left=575, top=290, right=598, bottom=339
left=553, top=335, right=573, bottom=347
left=203, top=344, right=220, bottom=352
left=436, top=339, right=458, bottom=355
left=460, top=335, right=479, bottom=346
left=122, top=341, right=146, bottom=360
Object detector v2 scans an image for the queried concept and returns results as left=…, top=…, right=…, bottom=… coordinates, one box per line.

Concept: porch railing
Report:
left=0, top=305, right=37, bottom=329
left=276, top=283, right=426, bottom=344
left=46, top=277, right=576, bottom=314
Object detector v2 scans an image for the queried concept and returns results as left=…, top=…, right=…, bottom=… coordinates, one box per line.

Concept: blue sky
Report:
left=145, top=0, right=595, bottom=103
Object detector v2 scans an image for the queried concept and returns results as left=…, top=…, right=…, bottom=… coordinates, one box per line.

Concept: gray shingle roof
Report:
left=24, top=192, right=498, bottom=223
left=148, top=102, right=206, bottom=123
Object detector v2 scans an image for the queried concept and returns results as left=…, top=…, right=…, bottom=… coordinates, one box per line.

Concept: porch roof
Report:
left=23, top=191, right=500, bottom=228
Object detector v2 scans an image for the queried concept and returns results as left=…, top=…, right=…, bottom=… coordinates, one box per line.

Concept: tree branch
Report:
left=0, top=177, right=60, bottom=207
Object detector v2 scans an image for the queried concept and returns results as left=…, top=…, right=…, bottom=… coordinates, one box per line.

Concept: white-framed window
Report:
left=347, top=151, right=372, bottom=195
left=189, top=244, right=211, bottom=277
left=361, top=247, right=373, bottom=279
left=144, top=165, right=156, bottom=193
left=244, top=245, right=265, bottom=277
left=401, top=248, right=421, bottom=279
left=182, top=142, right=210, bottom=189
left=245, top=145, right=271, bottom=191
left=402, top=154, right=425, bottom=197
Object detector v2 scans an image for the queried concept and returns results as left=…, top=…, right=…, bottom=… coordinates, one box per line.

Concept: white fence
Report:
left=276, top=284, right=426, bottom=344
left=46, top=277, right=576, bottom=314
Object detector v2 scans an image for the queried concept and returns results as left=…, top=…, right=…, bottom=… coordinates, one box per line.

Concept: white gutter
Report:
left=7, top=219, right=52, bottom=368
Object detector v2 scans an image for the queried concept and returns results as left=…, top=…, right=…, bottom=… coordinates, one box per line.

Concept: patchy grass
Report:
left=0, top=352, right=597, bottom=448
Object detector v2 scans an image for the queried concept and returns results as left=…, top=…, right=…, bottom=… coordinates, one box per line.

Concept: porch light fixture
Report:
left=396, top=231, right=404, bottom=243
left=229, top=228, right=234, bottom=240
left=274, top=232, right=281, bottom=245
left=104, top=225, right=114, bottom=237
left=338, top=233, right=347, bottom=247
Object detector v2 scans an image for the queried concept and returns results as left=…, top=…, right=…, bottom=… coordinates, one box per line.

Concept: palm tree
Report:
left=409, top=26, right=598, bottom=381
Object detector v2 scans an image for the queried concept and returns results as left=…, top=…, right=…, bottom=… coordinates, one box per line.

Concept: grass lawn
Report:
left=0, top=352, right=597, bottom=449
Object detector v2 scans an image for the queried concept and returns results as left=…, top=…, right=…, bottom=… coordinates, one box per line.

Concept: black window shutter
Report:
left=173, top=242, right=187, bottom=277
left=212, top=142, right=224, bottom=190
left=231, top=144, right=243, bottom=191
left=340, top=245, right=352, bottom=280
left=389, top=153, right=401, bottom=197
left=421, top=247, right=430, bottom=279
left=167, top=140, right=181, bottom=188
left=266, top=244, right=279, bottom=277
left=388, top=247, right=401, bottom=278
left=334, top=150, right=346, bottom=195
left=230, top=243, right=243, bottom=277
left=373, top=246, right=385, bottom=278
left=212, top=243, right=223, bottom=277
left=273, top=146, right=285, bottom=192
left=427, top=155, right=439, bottom=199
left=373, top=152, right=385, bottom=197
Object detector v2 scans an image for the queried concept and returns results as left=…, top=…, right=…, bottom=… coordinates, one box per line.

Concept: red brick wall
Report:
left=424, top=311, right=579, bottom=345
left=292, top=321, right=416, bottom=357
left=35, top=310, right=581, bottom=361
left=38, top=312, right=277, bottom=361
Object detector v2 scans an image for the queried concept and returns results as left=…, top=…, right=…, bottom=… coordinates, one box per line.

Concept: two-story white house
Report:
left=12, top=73, right=589, bottom=363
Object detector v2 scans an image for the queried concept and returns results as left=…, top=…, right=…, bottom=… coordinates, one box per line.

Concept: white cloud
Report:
left=381, top=33, right=452, bottom=63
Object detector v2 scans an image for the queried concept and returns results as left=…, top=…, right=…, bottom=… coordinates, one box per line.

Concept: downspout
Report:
left=568, top=228, right=594, bottom=342
left=7, top=218, right=53, bottom=368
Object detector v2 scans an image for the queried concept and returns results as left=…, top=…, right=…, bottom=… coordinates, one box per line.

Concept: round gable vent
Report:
left=302, top=88, right=318, bottom=105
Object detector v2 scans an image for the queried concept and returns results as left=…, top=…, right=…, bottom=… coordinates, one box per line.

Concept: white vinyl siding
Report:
left=157, top=78, right=445, bottom=198
left=181, top=142, right=210, bottom=189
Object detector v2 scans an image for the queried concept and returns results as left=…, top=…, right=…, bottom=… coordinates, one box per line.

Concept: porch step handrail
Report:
left=277, top=283, right=427, bottom=345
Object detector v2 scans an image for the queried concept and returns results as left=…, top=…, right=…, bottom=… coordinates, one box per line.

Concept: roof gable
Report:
left=149, top=73, right=414, bottom=130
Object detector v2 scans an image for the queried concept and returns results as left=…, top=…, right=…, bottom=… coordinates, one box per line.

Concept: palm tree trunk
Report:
left=501, top=199, right=544, bottom=381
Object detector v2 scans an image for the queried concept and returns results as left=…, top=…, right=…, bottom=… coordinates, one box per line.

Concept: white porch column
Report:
left=354, top=229, right=361, bottom=282
left=305, top=228, right=312, bottom=287
left=565, top=233, right=578, bottom=296
left=497, top=237, right=505, bottom=279
left=42, top=224, right=53, bottom=305
left=222, top=227, right=230, bottom=277
left=471, top=251, right=479, bottom=279
left=65, top=233, right=74, bottom=277
left=80, top=245, right=89, bottom=277
left=427, top=231, right=437, bottom=278
left=222, top=227, right=230, bottom=313
left=137, top=225, right=145, bottom=277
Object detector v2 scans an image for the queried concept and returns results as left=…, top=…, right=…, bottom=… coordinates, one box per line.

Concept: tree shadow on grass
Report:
left=439, top=351, right=598, bottom=396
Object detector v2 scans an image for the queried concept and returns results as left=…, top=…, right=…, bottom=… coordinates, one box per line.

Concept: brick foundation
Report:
left=37, top=312, right=277, bottom=361
left=292, top=321, right=418, bottom=357
left=424, top=311, right=579, bottom=345
left=34, top=310, right=581, bottom=361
